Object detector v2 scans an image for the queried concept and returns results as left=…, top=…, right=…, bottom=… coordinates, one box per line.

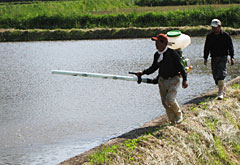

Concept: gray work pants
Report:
left=158, top=76, right=182, bottom=123
left=211, top=56, right=227, bottom=85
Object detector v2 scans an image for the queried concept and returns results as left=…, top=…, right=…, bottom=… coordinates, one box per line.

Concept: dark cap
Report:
left=151, top=33, right=168, bottom=43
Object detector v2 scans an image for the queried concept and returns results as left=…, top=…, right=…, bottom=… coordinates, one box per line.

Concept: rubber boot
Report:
left=217, top=80, right=224, bottom=100
left=176, top=112, right=183, bottom=124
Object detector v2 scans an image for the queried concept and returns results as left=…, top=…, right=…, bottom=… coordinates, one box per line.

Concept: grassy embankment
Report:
left=0, top=1, right=240, bottom=41
left=61, top=77, right=240, bottom=164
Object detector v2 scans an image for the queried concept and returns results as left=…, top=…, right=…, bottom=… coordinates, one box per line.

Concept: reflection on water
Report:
left=0, top=37, right=239, bottom=164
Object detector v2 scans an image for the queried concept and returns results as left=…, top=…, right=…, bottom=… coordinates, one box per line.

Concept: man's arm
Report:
left=138, top=52, right=159, bottom=76
left=203, top=35, right=210, bottom=65
left=227, top=34, right=235, bottom=65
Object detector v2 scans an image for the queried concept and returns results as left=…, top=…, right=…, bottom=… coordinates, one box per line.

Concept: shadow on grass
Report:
left=184, top=93, right=217, bottom=105
left=116, top=125, right=166, bottom=139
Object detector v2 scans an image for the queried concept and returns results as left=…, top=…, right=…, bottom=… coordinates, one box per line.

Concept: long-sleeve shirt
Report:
left=204, top=30, right=234, bottom=60
left=142, top=48, right=187, bottom=81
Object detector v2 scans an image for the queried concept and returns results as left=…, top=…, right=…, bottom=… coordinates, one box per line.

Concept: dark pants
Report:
left=211, top=56, right=227, bottom=85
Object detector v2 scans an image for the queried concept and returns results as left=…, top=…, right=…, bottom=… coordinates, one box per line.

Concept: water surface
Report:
left=0, top=37, right=239, bottom=164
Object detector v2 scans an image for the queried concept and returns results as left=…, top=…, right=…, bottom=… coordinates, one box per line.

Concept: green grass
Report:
left=88, top=137, right=145, bottom=164
left=214, top=137, right=228, bottom=160
left=231, top=83, right=240, bottom=89
left=232, top=142, right=240, bottom=156
left=209, top=136, right=236, bottom=164
left=88, top=145, right=118, bottom=164
left=0, top=0, right=135, bottom=18
left=199, top=101, right=209, bottom=110
left=205, top=116, right=219, bottom=131
left=97, top=4, right=240, bottom=14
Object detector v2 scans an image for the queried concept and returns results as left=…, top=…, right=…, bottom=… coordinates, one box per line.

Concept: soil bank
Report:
left=1, top=26, right=240, bottom=42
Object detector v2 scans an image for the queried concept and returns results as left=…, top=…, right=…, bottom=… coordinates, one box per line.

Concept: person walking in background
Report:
left=204, top=19, right=235, bottom=100
left=137, top=33, right=188, bottom=124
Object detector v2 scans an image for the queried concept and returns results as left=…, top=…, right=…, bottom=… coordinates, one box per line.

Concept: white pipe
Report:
left=51, top=70, right=150, bottom=83
left=52, top=67, right=192, bottom=83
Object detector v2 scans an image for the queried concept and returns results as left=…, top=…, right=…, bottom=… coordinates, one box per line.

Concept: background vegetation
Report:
left=136, top=0, right=240, bottom=6
left=0, top=0, right=240, bottom=29
left=1, top=0, right=239, bottom=41
left=1, top=0, right=239, bottom=5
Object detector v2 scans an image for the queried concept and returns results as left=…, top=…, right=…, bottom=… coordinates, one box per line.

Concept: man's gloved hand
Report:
left=231, top=58, right=235, bottom=65
left=182, top=80, right=188, bottom=89
left=204, top=59, right=207, bottom=65
left=136, top=71, right=143, bottom=77
left=133, top=71, right=143, bottom=84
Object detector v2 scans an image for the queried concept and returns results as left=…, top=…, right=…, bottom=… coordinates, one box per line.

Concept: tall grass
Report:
left=0, top=0, right=135, bottom=29
left=0, top=0, right=136, bottom=18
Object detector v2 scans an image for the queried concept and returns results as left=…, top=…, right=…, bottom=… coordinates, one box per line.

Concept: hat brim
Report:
left=211, top=23, right=219, bottom=27
left=151, top=37, right=158, bottom=41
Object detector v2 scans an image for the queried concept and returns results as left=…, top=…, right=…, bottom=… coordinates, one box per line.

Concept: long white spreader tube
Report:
left=52, top=70, right=150, bottom=83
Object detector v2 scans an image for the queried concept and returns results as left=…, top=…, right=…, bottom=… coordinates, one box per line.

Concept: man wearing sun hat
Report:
left=204, top=18, right=235, bottom=100
left=137, top=33, right=188, bottom=124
